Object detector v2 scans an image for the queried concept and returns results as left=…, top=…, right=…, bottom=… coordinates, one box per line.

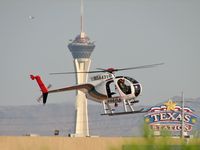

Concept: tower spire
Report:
left=80, top=0, right=84, bottom=34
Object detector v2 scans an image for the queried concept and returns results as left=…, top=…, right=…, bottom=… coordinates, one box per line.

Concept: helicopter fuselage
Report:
left=85, top=75, right=142, bottom=104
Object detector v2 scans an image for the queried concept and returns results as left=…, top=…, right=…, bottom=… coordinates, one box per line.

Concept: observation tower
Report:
left=68, top=0, right=95, bottom=137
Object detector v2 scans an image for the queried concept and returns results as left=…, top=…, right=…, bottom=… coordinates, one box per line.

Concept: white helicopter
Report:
left=30, top=63, right=163, bottom=116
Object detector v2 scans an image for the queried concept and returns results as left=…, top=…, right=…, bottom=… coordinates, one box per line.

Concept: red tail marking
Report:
left=30, top=75, right=35, bottom=80
left=30, top=75, right=48, bottom=93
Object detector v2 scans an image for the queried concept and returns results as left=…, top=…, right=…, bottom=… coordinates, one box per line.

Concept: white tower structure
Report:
left=68, top=0, right=95, bottom=137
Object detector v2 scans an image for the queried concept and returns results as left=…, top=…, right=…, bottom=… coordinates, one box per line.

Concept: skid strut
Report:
left=102, top=101, right=114, bottom=115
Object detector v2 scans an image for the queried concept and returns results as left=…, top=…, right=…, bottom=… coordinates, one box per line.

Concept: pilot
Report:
left=118, top=79, right=127, bottom=93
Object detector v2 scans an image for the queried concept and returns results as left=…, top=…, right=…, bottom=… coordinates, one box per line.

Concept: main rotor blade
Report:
left=50, top=70, right=105, bottom=75
left=114, top=63, right=164, bottom=72
left=96, top=68, right=107, bottom=71
left=50, top=63, right=164, bottom=75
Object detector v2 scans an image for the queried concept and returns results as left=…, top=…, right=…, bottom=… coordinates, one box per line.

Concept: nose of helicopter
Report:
left=134, top=83, right=142, bottom=97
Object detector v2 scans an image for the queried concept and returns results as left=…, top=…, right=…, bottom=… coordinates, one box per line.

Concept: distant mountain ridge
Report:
left=0, top=97, right=199, bottom=136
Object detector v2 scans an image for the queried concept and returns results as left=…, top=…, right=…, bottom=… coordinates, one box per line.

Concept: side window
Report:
left=106, top=80, right=117, bottom=98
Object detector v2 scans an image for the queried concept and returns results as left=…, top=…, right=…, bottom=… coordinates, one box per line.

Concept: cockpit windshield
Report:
left=117, top=78, right=131, bottom=95
left=124, top=76, right=138, bottom=84
left=116, top=76, right=141, bottom=96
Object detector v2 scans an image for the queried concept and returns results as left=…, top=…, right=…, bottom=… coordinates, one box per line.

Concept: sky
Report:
left=0, top=0, right=200, bottom=106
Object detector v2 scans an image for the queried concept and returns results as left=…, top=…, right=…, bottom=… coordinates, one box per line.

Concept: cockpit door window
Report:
left=117, top=79, right=131, bottom=95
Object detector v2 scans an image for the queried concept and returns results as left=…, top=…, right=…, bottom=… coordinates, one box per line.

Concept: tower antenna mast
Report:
left=80, top=0, right=84, bottom=33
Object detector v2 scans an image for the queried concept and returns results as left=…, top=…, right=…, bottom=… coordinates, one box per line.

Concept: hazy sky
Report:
left=0, top=0, right=200, bottom=106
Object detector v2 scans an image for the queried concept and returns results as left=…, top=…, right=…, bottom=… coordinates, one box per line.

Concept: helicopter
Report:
left=30, top=63, right=163, bottom=116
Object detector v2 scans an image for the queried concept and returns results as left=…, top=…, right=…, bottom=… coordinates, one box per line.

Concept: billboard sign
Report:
left=144, top=100, right=197, bottom=132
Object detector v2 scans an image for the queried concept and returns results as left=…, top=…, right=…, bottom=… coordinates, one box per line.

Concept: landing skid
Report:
left=101, top=108, right=147, bottom=116
left=101, top=99, right=149, bottom=116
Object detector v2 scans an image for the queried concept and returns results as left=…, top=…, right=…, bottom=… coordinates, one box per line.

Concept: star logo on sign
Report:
left=164, top=99, right=177, bottom=111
